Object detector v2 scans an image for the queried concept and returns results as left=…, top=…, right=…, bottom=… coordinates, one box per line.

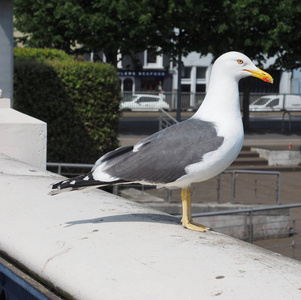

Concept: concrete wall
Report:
left=0, top=0, right=13, bottom=103
left=127, top=195, right=291, bottom=241
left=1, top=153, right=301, bottom=299
left=0, top=100, right=47, bottom=170
left=195, top=213, right=290, bottom=241
left=254, top=147, right=301, bottom=166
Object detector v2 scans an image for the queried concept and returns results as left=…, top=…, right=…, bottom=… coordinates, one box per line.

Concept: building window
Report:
left=181, top=84, right=191, bottom=92
left=196, top=84, right=206, bottom=93
left=124, top=78, right=133, bottom=92
left=147, top=49, right=157, bottom=64
left=141, top=77, right=164, bottom=92
left=197, top=67, right=207, bottom=79
left=144, top=49, right=163, bottom=69
left=183, top=67, right=192, bottom=79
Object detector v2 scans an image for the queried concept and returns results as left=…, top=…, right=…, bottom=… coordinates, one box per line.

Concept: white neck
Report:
left=193, top=70, right=241, bottom=122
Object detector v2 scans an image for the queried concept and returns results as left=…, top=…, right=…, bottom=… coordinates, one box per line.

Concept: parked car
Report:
left=120, top=94, right=170, bottom=112
left=249, top=94, right=301, bottom=111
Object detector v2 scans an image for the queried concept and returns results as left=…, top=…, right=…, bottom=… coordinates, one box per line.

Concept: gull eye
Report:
left=237, top=59, right=244, bottom=64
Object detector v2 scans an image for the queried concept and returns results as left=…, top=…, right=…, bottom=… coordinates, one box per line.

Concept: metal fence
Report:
left=47, top=162, right=94, bottom=177
left=47, top=163, right=281, bottom=205
left=158, top=108, right=178, bottom=130
left=189, top=204, right=301, bottom=260
left=122, top=91, right=204, bottom=111
left=218, top=170, right=281, bottom=205
left=122, top=91, right=271, bottom=111
left=129, top=169, right=281, bottom=205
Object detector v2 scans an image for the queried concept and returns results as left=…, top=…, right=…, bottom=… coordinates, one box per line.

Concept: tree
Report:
left=14, top=0, right=227, bottom=67
left=205, top=0, right=301, bottom=129
left=15, top=0, right=301, bottom=68
left=14, top=0, right=165, bottom=66
left=202, top=0, right=280, bottom=130
left=143, top=0, right=225, bottom=120
left=266, top=0, right=301, bottom=70
left=14, top=0, right=77, bottom=54
left=147, top=0, right=224, bottom=59
left=15, top=0, right=300, bottom=129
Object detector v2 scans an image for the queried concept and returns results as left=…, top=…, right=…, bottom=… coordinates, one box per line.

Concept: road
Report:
left=119, top=112, right=301, bottom=135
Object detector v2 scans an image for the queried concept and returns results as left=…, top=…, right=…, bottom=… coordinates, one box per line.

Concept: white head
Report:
left=195, top=51, right=273, bottom=121
left=211, top=51, right=273, bottom=83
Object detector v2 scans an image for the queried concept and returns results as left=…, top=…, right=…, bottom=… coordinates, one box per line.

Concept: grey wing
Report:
left=99, top=119, right=224, bottom=184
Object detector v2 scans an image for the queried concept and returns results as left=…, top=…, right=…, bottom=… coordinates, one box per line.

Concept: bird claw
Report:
left=182, top=220, right=211, bottom=232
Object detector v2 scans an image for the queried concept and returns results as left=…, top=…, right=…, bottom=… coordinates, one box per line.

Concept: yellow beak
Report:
left=244, top=67, right=273, bottom=84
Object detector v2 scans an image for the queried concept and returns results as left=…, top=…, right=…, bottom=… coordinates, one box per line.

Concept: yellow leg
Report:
left=181, top=186, right=211, bottom=232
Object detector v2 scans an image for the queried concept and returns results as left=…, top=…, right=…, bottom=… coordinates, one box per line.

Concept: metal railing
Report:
left=282, top=110, right=292, bottom=131
left=268, top=218, right=301, bottom=260
left=47, top=162, right=94, bottom=176
left=158, top=108, right=179, bottom=130
left=187, top=204, right=301, bottom=260
left=219, top=170, right=281, bottom=205
left=47, top=163, right=281, bottom=205
left=122, top=91, right=272, bottom=110
left=122, top=91, right=205, bottom=111
left=189, top=204, right=300, bottom=242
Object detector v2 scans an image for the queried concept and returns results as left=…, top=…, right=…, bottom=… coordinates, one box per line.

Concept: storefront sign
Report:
left=118, top=70, right=167, bottom=77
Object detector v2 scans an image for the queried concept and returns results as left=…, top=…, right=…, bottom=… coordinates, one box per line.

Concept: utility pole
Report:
left=176, top=28, right=182, bottom=122
left=176, top=50, right=182, bottom=122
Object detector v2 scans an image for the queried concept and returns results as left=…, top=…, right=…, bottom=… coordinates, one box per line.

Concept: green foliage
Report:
left=14, top=0, right=78, bottom=54
left=14, top=0, right=301, bottom=69
left=14, top=47, right=73, bottom=62
left=267, top=0, right=301, bottom=70
left=147, top=0, right=225, bottom=59
left=13, top=49, right=121, bottom=163
left=13, top=0, right=228, bottom=65
left=205, top=0, right=274, bottom=64
left=14, top=0, right=162, bottom=66
left=217, top=0, right=301, bottom=70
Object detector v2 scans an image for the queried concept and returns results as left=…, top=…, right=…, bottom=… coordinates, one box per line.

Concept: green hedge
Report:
left=14, top=48, right=121, bottom=164
left=14, top=47, right=73, bottom=62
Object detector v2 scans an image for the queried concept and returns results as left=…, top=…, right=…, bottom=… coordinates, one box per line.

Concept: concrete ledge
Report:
left=1, top=153, right=301, bottom=299
left=121, top=190, right=291, bottom=241
left=0, top=98, right=11, bottom=108
left=0, top=107, right=47, bottom=170
left=253, top=147, right=301, bottom=166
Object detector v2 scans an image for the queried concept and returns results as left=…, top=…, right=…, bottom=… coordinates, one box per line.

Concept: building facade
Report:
left=118, top=50, right=173, bottom=95
left=117, top=50, right=294, bottom=110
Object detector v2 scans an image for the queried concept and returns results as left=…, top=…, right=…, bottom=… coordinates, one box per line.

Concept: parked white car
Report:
left=120, top=94, right=170, bottom=112
left=249, top=94, right=301, bottom=111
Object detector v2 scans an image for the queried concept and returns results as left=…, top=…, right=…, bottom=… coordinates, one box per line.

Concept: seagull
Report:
left=50, top=51, right=273, bottom=232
